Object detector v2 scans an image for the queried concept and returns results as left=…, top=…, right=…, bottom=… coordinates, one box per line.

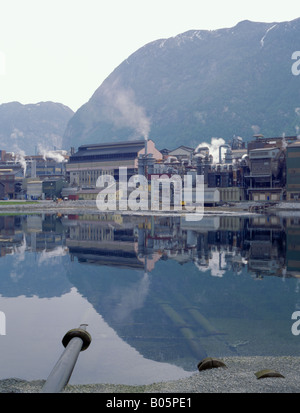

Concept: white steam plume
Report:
left=37, top=143, right=67, bottom=163
left=282, top=133, right=287, bottom=149
left=102, top=77, right=151, bottom=140
left=12, top=144, right=27, bottom=176
left=196, top=137, right=226, bottom=163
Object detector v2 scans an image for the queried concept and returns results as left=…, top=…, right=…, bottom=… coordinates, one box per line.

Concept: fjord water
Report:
left=0, top=213, right=299, bottom=385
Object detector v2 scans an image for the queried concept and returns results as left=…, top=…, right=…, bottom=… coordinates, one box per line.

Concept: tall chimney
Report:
left=144, top=137, right=148, bottom=158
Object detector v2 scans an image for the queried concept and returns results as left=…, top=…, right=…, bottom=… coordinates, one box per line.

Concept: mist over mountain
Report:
left=63, top=18, right=300, bottom=151
left=0, top=101, right=74, bottom=155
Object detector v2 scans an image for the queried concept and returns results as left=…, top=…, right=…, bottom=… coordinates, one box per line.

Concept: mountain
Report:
left=63, top=18, right=300, bottom=151
left=0, top=101, right=74, bottom=155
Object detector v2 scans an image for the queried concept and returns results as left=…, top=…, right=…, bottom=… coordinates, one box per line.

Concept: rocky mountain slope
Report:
left=63, top=18, right=300, bottom=151
left=0, top=101, right=74, bottom=155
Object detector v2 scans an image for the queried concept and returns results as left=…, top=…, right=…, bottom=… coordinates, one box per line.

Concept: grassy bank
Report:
left=0, top=201, right=38, bottom=205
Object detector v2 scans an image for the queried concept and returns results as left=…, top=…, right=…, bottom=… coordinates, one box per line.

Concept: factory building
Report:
left=167, top=146, right=194, bottom=161
left=286, top=140, right=300, bottom=201
left=25, top=154, right=67, bottom=179
left=0, top=169, right=17, bottom=199
left=66, top=140, right=162, bottom=187
left=42, top=178, right=69, bottom=199
left=60, top=134, right=300, bottom=205
left=244, top=146, right=285, bottom=201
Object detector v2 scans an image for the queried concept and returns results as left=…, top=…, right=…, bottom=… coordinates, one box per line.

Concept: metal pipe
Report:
left=219, top=144, right=230, bottom=164
left=41, top=324, right=91, bottom=393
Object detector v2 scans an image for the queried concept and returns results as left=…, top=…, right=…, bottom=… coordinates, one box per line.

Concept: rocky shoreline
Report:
left=1, top=356, right=300, bottom=393
left=0, top=199, right=300, bottom=215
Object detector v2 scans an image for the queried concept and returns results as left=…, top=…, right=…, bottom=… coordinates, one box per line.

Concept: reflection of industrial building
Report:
left=22, top=214, right=66, bottom=252
left=0, top=215, right=67, bottom=259
left=0, top=216, right=23, bottom=256
left=0, top=212, right=297, bottom=370
left=62, top=212, right=292, bottom=279
left=245, top=215, right=286, bottom=278
left=63, top=212, right=298, bottom=368
left=141, top=213, right=290, bottom=279
left=8, top=211, right=296, bottom=286
left=0, top=212, right=289, bottom=310
left=65, top=214, right=148, bottom=270
left=286, top=216, right=300, bottom=278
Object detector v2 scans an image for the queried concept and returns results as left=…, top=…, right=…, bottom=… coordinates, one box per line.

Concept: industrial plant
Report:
left=0, top=133, right=300, bottom=205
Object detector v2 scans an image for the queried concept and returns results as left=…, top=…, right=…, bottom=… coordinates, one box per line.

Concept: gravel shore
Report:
left=0, top=200, right=300, bottom=216
left=0, top=199, right=299, bottom=215
left=1, top=356, right=300, bottom=393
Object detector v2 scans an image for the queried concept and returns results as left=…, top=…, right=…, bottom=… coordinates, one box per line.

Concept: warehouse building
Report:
left=42, top=178, right=68, bottom=199
left=66, top=140, right=162, bottom=187
left=0, top=169, right=16, bottom=199
left=286, top=140, right=300, bottom=201
left=244, top=147, right=285, bottom=201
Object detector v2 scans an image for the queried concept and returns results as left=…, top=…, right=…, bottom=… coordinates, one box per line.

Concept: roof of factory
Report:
left=71, top=140, right=148, bottom=158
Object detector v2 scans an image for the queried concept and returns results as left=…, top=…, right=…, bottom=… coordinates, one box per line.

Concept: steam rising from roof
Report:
left=102, top=77, right=151, bottom=141
left=11, top=144, right=27, bottom=176
left=196, top=137, right=226, bottom=163
left=37, top=144, right=67, bottom=163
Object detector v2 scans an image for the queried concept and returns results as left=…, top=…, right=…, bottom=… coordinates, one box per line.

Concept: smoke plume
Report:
left=37, top=143, right=67, bottom=163
left=102, top=77, right=151, bottom=140
left=12, top=144, right=27, bottom=176
left=196, top=137, right=226, bottom=163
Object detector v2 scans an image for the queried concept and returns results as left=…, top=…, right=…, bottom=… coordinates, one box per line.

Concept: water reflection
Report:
left=0, top=212, right=300, bottom=383
left=64, top=213, right=294, bottom=279
left=0, top=215, right=71, bottom=298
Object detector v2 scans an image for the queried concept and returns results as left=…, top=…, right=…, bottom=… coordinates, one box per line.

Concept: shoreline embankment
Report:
left=0, top=199, right=299, bottom=216
left=1, top=356, right=300, bottom=393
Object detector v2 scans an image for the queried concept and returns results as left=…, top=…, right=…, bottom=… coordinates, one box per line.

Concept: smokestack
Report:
left=144, top=137, right=148, bottom=158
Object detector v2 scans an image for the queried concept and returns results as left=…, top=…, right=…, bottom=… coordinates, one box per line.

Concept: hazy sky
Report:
left=0, top=0, right=299, bottom=112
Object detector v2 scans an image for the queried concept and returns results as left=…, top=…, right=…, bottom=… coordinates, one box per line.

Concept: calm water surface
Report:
left=0, top=212, right=299, bottom=385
